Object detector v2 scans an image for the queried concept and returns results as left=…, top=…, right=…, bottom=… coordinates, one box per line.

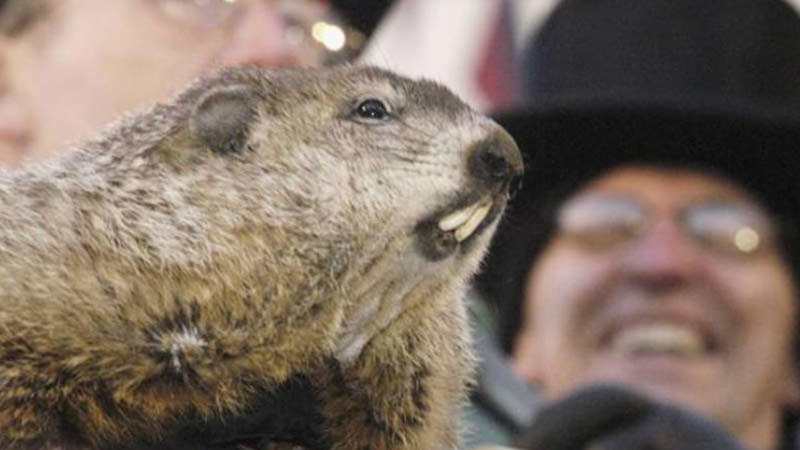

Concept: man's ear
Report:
left=511, top=277, right=547, bottom=388
left=511, top=323, right=545, bottom=388
left=189, top=84, right=259, bottom=155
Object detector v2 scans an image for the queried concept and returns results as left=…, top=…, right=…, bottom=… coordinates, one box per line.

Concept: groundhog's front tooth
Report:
left=455, top=200, right=493, bottom=242
left=439, top=202, right=482, bottom=231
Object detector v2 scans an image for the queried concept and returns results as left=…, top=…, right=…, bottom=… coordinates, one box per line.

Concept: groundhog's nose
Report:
left=468, top=130, right=524, bottom=192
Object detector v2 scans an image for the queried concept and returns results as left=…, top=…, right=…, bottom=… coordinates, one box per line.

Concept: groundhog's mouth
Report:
left=416, top=194, right=506, bottom=261
left=438, top=198, right=495, bottom=241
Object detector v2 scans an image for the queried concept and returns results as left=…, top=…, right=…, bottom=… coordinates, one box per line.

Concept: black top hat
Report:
left=478, top=0, right=800, bottom=354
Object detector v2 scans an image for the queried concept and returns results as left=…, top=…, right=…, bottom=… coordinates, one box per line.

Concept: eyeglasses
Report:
left=150, top=0, right=362, bottom=60
left=556, top=194, right=776, bottom=257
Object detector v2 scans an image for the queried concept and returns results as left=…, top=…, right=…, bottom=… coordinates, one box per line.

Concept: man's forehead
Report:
left=575, top=164, right=764, bottom=210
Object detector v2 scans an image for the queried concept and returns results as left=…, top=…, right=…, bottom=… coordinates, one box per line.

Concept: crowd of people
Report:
left=2, top=1, right=800, bottom=449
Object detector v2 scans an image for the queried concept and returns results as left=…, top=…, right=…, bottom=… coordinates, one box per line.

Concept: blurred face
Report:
left=0, top=0, right=332, bottom=165
left=513, top=166, right=799, bottom=450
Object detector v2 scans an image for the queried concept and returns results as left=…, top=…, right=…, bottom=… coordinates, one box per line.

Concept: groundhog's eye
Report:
left=354, top=99, right=390, bottom=121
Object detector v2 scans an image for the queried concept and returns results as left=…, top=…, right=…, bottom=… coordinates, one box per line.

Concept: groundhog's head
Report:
left=86, top=64, right=522, bottom=362
left=170, top=65, right=521, bottom=360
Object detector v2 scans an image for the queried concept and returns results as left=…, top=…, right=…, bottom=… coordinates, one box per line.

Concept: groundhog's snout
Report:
left=468, top=130, right=524, bottom=193
left=416, top=129, right=523, bottom=261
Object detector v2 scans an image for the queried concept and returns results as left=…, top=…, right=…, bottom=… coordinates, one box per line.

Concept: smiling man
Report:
left=475, top=0, right=800, bottom=449
left=510, top=165, right=798, bottom=449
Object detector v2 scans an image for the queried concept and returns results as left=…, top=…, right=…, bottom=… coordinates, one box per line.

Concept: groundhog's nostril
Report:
left=469, top=132, right=523, bottom=187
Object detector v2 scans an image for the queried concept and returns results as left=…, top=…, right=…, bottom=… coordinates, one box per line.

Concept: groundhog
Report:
left=0, top=65, right=522, bottom=450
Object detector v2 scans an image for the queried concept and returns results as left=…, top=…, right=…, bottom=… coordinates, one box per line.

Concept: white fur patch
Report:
left=167, top=326, right=206, bottom=373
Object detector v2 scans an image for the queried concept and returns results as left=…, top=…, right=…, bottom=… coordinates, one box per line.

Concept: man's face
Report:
left=0, top=0, right=330, bottom=165
left=513, top=166, right=798, bottom=449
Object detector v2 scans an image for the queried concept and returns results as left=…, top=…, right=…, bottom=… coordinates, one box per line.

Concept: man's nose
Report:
left=618, top=219, right=698, bottom=288
left=218, top=2, right=303, bottom=68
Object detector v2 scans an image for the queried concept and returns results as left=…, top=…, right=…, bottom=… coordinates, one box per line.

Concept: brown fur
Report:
left=0, top=65, right=519, bottom=449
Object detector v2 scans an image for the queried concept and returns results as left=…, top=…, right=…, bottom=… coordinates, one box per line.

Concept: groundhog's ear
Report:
left=189, top=85, right=259, bottom=154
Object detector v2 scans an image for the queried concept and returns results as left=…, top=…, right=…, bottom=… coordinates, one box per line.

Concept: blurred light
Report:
left=734, top=227, right=760, bottom=253
left=312, top=21, right=346, bottom=52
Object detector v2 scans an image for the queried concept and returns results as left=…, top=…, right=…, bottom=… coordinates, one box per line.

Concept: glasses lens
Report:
left=557, top=195, right=647, bottom=250
left=683, top=202, right=774, bottom=256
left=279, top=0, right=358, bottom=63
left=152, top=0, right=359, bottom=64
left=156, top=0, right=239, bottom=29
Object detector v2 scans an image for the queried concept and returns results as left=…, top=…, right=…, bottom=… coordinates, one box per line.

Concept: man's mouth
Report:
left=600, top=318, right=722, bottom=358
left=610, top=322, right=708, bottom=357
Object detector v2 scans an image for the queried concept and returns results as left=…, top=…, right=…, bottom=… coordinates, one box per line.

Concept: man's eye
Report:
left=556, top=194, right=647, bottom=250
left=354, top=99, right=390, bottom=121
left=683, top=203, right=774, bottom=255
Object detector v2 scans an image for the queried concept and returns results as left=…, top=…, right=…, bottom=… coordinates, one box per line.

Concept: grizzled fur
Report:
left=0, top=65, right=515, bottom=449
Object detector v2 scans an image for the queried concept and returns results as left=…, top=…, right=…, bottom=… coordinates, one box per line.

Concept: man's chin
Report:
left=577, top=351, right=726, bottom=413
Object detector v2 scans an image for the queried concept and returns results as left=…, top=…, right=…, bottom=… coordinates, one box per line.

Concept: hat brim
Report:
left=498, top=104, right=800, bottom=188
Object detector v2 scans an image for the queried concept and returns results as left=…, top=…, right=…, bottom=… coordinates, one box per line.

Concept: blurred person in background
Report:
left=470, top=0, right=800, bottom=449
left=360, top=0, right=560, bottom=111
left=0, top=0, right=373, bottom=167
left=361, top=0, right=800, bottom=112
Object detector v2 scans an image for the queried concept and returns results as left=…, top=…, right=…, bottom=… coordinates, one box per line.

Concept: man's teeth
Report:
left=438, top=200, right=493, bottom=242
left=610, top=323, right=706, bottom=356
